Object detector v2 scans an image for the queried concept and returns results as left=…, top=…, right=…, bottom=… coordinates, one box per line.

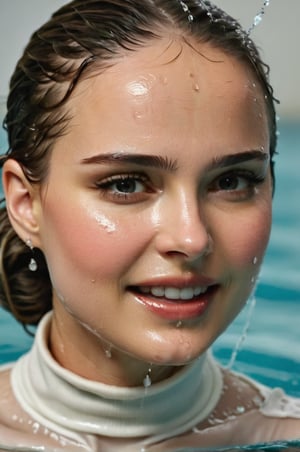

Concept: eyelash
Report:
left=95, top=173, right=153, bottom=203
left=94, top=169, right=266, bottom=204
left=209, top=170, right=266, bottom=199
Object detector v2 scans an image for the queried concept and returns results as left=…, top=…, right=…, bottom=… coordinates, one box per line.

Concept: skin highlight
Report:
left=3, top=37, right=272, bottom=387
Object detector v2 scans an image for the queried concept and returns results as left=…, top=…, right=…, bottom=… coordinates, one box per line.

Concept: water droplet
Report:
left=254, top=15, right=262, bottom=26
left=236, top=405, right=245, bottom=414
left=253, top=256, right=258, bottom=265
left=181, top=2, right=189, bottom=13
left=248, top=1, right=271, bottom=34
left=105, top=348, right=112, bottom=359
left=32, top=422, right=40, bottom=434
left=179, top=1, right=194, bottom=23
left=143, top=366, right=152, bottom=388
left=143, top=374, right=152, bottom=388
left=193, top=83, right=200, bottom=92
left=176, top=320, right=182, bottom=328
left=50, top=432, right=59, bottom=441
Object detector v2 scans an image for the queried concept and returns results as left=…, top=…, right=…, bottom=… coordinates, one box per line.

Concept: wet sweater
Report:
left=0, top=313, right=300, bottom=451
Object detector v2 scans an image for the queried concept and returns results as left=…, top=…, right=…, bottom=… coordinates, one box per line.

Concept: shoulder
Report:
left=0, top=364, right=31, bottom=426
left=197, top=367, right=300, bottom=443
left=0, top=364, right=88, bottom=450
left=0, top=365, right=45, bottom=442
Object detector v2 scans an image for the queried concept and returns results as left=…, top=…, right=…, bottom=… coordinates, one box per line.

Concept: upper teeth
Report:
left=139, top=286, right=207, bottom=300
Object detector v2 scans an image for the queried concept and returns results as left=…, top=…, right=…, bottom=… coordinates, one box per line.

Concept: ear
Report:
left=2, top=159, right=41, bottom=246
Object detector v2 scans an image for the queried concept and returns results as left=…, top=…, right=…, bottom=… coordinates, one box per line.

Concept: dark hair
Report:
left=0, top=0, right=278, bottom=329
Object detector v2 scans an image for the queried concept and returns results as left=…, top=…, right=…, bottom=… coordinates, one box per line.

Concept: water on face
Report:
left=0, top=121, right=299, bottom=393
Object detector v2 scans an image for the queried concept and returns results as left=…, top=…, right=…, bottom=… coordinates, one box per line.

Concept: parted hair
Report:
left=0, top=0, right=277, bottom=329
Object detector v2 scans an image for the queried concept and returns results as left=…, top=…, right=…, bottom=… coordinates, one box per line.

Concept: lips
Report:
left=128, top=278, right=218, bottom=320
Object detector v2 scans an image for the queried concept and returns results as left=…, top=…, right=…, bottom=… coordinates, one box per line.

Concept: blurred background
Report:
left=0, top=0, right=299, bottom=119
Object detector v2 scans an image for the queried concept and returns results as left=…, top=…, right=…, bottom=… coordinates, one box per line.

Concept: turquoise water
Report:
left=213, top=121, right=300, bottom=398
left=0, top=116, right=300, bottom=451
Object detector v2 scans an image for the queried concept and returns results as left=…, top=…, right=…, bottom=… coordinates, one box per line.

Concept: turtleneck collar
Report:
left=11, top=312, right=223, bottom=444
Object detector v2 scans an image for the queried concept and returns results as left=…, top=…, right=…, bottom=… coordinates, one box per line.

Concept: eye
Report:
left=108, top=176, right=145, bottom=194
left=95, top=173, right=154, bottom=203
left=208, top=170, right=266, bottom=200
left=217, top=174, right=249, bottom=191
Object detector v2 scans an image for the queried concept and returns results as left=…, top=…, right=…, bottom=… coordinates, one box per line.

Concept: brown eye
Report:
left=103, top=176, right=146, bottom=194
left=218, top=175, right=242, bottom=191
left=95, top=172, right=155, bottom=204
left=113, top=178, right=142, bottom=193
left=208, top=170, right=266, bottom=202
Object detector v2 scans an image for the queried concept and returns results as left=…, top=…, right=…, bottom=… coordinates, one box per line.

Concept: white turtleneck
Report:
left=11, top=312, right=223, bottom=446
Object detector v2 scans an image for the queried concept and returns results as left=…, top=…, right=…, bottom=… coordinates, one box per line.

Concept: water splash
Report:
left=226, top=295, right=257, bottom=369
left=178, top=1, right=194, bottom=23
left=248, top=0, right=271, bottom=35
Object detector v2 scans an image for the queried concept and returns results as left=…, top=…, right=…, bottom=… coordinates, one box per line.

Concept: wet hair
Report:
left=0, top=0, right=278, bottom=329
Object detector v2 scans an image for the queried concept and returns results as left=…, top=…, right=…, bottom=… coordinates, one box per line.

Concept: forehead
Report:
left=59, top=37, right=268, bottom=156
left=82, top=36, right=262, bottom=96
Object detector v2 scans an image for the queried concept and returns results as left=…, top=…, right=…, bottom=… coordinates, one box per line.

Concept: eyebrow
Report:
left=210, top=150, right=269, bottom=170
left=81, top=152, right=178, bottom=172
left=80, top=149, right=268, bottom=172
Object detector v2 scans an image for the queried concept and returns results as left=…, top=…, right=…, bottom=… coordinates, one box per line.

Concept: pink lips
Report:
left=129, top=276, right=218, bottom=320
left=135, top=294, right=214, bottom=320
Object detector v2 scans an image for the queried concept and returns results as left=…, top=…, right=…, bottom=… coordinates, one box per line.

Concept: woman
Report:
left=0, top=1, right=299, bottom=450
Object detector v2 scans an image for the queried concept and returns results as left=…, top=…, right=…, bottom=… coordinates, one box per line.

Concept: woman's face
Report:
left=34, top=38, right=272, bottom=382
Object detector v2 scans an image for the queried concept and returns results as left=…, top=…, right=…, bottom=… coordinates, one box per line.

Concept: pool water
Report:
left=0, top=116, right=300, bottom=450
left=213, top=121, right=300, bottom=398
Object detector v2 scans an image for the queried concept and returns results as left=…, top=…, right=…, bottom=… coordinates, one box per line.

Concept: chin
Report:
left=147, top=341, right=208, bottom=366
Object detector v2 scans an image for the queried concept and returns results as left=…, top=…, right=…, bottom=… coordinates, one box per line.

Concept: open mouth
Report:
left=128, top=285, right=218, bottom=320
left=130, top=285, right=209, bottom=301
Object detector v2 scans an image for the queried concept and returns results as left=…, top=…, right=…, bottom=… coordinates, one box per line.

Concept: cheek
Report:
left=220, top=205, right=272, bottom=268
left=40, top=200, right=154, bottom=278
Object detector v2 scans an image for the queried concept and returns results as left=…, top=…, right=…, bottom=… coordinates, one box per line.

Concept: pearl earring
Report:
left=26, top=239, right=38, bottom=272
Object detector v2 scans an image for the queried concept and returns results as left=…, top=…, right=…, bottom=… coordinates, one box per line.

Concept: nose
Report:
left=153, top=190, right=213, bottom=261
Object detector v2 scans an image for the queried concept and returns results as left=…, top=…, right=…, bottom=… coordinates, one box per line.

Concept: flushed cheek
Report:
left=42, top=200, right=155, bottom=278
left=223, top=208, right=272, bottom=270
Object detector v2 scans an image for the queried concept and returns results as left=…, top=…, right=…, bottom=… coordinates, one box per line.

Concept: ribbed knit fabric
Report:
left=11, top=312, right=223, bottom=444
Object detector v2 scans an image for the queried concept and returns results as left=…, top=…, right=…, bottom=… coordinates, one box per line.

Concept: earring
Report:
left=26, top=238, right=38, bottom=272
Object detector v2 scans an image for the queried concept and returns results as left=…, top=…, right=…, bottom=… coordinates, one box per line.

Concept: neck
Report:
left=50, top=308, right=180, bottom=387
